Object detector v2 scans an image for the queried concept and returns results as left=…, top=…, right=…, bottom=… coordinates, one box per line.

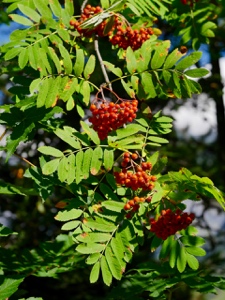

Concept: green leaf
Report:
left=175, top=51, right=202, bottom=71
left=76, top=232, right=111, bottom=243
left=151, top=40, right=170, bottom=69
left=0, top=224, right=18, bottom=236
left=100, top=0, right=110, bottom=9
left=48, top=47, right=62, bottom=73
left=37, top=78, right=50, bottom=107
left=186, top=253, right=199, bottom=270
left=86, top=253, right=101, bottom=265
left=54, top=127, right=81, bottom=149
left=42, top=158, right=60, bottom=175
left=105, top=246, right=122, bottom=280
left=57, top=28, right=70, bottom=42
left=90, top=261, right=100, bottom=283
left=49, top=0, right=62, bottom=17
left=102, top=201, right=123, bottom=212
left=9, top=14, right=33, bottom=26
left=85, top=217, right=116, bottom=232
left=151, top=156, right=168, bottom=175
left=103, top=149, right=114, bottom=171
left=185, top=246, right=206, bottom=257
left=18, top=4, right=41, bottom=22
left=126, top=47, right=137, bottom=74
left=90, top=146, right=103, bottom=175
left=136, top=39, right=152, bottom=71
left=162, top=69, right=171, bottom=85
left=76, top=150, right=84, bottom=184
left=82, top=148, right=93, bottom=179
left=103, top=61, right=123, bottom=77
left=184, top=68, right=209, bottom=78
left=38, top=146, right=63, bottom=157
left=61, top=220, right=80, bottom=231
left=180, top=236, right=205, bottom=247
left=28, top=44, right=39, bottom=70
left=148, top=136, right=168, bottom=144
left=177, top=245, right=187, bottom=273
left=60, top=78, right=78, bottom=102
left=45, top=76, right=61, bottom=108
left=65, top=0, right=74, bottom=16
left=81, top=121, right=100, bottom=145
left=99, top=183, right=118, bottom=200
left=38, top=47, right=52, bottom=74
left=200, top=21, right=217, bottom=37
left=110, top=233, right=126, bottom=269
left=159, top=235, right=173, bottom=259
left=140, top=72, right=157, bottom=98
left=169, top=240, right=178, bottom=269
left=121, top=79, right=135, bottom=99
left=110, top=135, right=144, bottom=149
left=58, top=156, right=69, bottom=182
left=74, top=48, right=85, bottom=77
left=101, top=255, right=112, bottom=286
left=151, top=235, right=163, bottom=252
left=18, top=48, right=29, bottom=69
left=55, top=208, right=83, bottom=221
left=4, top=47, right=23, bottom=60
left=80, top=80, right=90, bottom=106
left=33, top=0, right=52, bottom=19
left=67, top=154, right=76, bottom=184
left=164, top=48, right=183, bottom=69
left=59, top=44, right=72, bottom=74
left=83, top=55, right=96, bottom=79
left=172, top=72, right=182, bottom=98
left=76, top=243, right=105, bottom=254
left=115, top=124, right=146, bottom=139
left=66, top=96, right=75, bottom=111
left=0, top=276, right=24, bottom=300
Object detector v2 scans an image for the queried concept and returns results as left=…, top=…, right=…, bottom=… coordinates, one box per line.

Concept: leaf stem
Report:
left=94, top=36, right=113, bottom=90
left=14, top=153, right=36, bottom=167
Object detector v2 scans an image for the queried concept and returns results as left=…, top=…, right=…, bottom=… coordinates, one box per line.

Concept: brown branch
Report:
left=94, top=36, right=112, bottom=91
left=14, top=153, right=36, bottom=167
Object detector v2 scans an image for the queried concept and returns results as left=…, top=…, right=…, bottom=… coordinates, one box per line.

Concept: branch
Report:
left=0, top=127, right=7, bottom=141
left=94, top=36, right=113, bottom=91
left=81, top=0, right=89, bottom=12
left=14, top=153, right=36, bottom=167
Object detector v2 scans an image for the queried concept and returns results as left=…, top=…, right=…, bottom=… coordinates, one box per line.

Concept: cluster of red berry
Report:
left=150, top=209, right=195, bottom=240
left=109, top=25, right=154, bottom=50
left=89, top=100, right=138, bottom=140
left=124, top=196, right=152, bottom=219
left=70, top=5, right=107, bottom=37
left=180, top=0, right=198, bottom=5
left=70, top=5, right=154, bottom=50
left=114, top=152, right=156, bottom=191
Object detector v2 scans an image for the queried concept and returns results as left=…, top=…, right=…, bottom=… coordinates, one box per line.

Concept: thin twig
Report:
left=14, top=153, right=36, bottom=167
left=0, top=128, right=7, bottom=142
left=94, top=36, right=112, bottom=91
left=81, top=0, right=89, bottom=12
